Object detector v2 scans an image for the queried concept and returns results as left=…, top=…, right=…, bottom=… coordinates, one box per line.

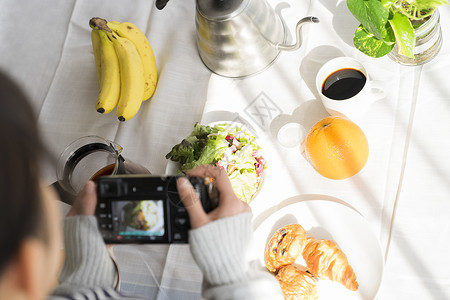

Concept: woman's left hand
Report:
left=66, top=181, right=97, bottom=216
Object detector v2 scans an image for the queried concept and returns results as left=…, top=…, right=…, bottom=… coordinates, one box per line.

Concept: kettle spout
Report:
left=276, top=16, right=319, bottom=51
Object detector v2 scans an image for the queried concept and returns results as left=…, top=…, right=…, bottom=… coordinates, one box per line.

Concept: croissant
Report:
left=302, top=237, right=359, bottom=291
left=264, top=224, right=307, bottom=272
left=276, top=265, right=318, bottom=300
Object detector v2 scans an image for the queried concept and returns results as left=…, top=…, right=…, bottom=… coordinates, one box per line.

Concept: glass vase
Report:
left=388, top=9, right=442, bottom=66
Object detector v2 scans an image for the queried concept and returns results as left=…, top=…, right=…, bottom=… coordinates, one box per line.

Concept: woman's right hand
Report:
left=176, top=165, right=251, bottom=229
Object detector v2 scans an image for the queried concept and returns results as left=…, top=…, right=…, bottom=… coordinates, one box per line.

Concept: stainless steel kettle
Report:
left=156, top=0, right=319, bottom=78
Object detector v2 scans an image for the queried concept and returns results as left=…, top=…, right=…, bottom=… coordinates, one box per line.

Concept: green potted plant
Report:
left=347, top=0, right=448, bottom=65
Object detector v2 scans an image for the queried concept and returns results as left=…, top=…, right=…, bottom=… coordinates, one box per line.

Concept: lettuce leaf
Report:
left=180, top=137, right=228, bottom=172
left=229, top=170, right=257, bottom=204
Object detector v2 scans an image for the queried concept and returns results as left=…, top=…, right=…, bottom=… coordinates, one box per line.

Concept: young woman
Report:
left=0, top=71, right=283, bottom=300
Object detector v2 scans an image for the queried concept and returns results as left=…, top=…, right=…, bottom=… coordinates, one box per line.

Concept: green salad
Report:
left=166, top=123, right=266, bottom=203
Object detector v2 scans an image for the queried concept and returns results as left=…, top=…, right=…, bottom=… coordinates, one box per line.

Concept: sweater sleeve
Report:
left=188, top=212, right=284, bottom=300
left=51, top=215, right=116, bottom=296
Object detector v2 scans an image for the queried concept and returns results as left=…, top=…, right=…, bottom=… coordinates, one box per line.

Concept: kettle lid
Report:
left=197, top=0, right=249, bottom=21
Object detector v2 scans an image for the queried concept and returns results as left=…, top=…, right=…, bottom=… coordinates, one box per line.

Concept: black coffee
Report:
left=321, top=68, right=366, bottom=100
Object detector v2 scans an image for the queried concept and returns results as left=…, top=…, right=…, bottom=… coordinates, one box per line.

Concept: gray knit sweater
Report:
left=49, top=213, right=283, bottom=299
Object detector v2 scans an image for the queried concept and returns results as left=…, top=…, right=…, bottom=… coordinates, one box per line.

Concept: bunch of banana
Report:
left=89, top=17, right=157, bottom=121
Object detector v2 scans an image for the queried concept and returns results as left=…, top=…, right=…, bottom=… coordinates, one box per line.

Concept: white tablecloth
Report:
left=1, top=0, right=449, bottom=299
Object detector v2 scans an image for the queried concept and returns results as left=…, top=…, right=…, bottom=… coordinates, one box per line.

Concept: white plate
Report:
left=251, top=199, right=384, bottom=300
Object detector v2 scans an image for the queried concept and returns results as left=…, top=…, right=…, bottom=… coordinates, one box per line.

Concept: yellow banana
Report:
left=108, top=20, right=121, bottom=26
left=107, top=21, right=157, bottom=101
left=91, top=29, right=102, bottom=86
left=108, top=32, right=145, bottom=121
left=93, top=29, right=121, bottom=114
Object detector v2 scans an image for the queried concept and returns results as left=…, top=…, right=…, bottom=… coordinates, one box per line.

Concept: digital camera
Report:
left=95, top=175, right=218, bottom=243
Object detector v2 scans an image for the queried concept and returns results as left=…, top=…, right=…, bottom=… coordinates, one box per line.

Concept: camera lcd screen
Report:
left=111, top=200, right=165, bottom=238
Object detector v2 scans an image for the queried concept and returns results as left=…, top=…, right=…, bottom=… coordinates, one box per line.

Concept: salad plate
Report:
left=251, top=199, right=384, bottom=300
left=165, top=121, right=266, bottom=203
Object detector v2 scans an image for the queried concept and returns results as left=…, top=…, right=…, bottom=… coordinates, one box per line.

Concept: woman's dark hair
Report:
left=0, top=71, right=48, bottom=273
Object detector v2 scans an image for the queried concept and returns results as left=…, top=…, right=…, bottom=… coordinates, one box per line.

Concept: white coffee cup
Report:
left=316, top=57, right=384, bottom=121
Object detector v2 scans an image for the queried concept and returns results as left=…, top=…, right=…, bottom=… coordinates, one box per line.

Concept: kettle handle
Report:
left=276, top=16, right=319, bottom=51
left=156, top=0, right=170, bottom=9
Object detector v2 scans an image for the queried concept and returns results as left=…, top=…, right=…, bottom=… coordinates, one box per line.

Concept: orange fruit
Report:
left=304, top=116, right=369, bottom=180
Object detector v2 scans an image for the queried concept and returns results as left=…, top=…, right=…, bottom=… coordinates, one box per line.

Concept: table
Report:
left=1, top=0, right=449, bottom=299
